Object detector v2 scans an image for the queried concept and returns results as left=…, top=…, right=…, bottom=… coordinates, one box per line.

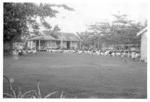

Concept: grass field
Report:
left=3, top=52, right=147, bottom=98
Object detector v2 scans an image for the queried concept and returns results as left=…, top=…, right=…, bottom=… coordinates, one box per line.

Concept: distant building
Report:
left=27, top=32, right=80, bottom=50
left=137, top=27, right=147, bottom=62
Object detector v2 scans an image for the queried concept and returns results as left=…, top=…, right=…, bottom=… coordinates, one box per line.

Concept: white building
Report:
left=137, top=27, right=147, bottom=62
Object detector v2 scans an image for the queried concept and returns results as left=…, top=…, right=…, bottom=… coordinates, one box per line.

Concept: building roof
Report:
left=28, top=35, right=56, bottom=41
left=58, top=33, right=80, bottom=41
left=28, top=31, right=80, bottom=42
left=137, top=27, right=147, bottom=36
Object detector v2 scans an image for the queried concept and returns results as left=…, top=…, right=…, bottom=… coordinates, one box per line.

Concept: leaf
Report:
left=21, top=90, right=36, bottom=98
left=3, top=93, right=14, bottom=98
left=3, top=75, right=16, bottom=98
left=17, top=87, right=22, bottom=98
left=44, top=91, right=57, bottom=98
left=37, top=81, right=41, bottom=98
left=60, top=91, right=64, bottom=98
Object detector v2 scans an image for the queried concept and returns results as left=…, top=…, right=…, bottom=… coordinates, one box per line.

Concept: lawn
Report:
left=3, top=52, right=147, bottom=98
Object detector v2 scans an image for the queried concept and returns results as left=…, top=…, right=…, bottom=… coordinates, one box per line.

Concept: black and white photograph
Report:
left=2, top=0, right=148, bottom=100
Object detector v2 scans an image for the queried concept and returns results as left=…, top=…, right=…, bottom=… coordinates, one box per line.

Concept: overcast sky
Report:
left=38, top=0, right=147, bottom=33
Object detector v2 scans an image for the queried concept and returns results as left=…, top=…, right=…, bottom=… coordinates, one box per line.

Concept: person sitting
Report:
left=18, top=49, right=23, bottom=56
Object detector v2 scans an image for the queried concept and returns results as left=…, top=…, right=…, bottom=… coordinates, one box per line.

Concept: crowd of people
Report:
left=12, top=47, right=141, bottom=61
left=47, top=48, right=140, bottom=60
left=12, top=48, right=37, bottom=56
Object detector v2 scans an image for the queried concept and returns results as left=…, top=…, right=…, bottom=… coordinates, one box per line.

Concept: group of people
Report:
left=12, top=48, right=37, bottom=56
left=12, top=47, right=141, bottom=61
left=47, top=48, right=140, bottom=60
left=81, top=50, right=139, bottom=59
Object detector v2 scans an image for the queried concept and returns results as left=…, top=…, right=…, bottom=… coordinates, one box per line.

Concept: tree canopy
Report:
left=4, top=3, right=73, bottom=43
left=78, top=13, right=146, bottom=50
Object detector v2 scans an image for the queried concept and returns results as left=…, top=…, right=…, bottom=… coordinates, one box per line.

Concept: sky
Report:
left=37, top=0, right=148, bottom=33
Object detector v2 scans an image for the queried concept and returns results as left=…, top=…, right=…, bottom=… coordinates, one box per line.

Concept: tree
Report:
left=88, top=22, right=112, bottom=49
left=77, top=31, right=96, bottom=49
left=30, top=3, right=74, bottom=36
left=87, top=13, right=145, bottom=49
left=41, top=19, right=52, bottom=30
left=111, top=13, right=143, bottom=44
left=4, top=3, right=56, bottom=42
left=49, top=25, right=61, bottom=39
left=4, top=3, right=73, bottom=50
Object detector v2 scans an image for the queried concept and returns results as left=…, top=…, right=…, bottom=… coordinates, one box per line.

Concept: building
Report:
left=137, top=27, right=147, bottom=62
left=27, top=32, right=80, bottom=51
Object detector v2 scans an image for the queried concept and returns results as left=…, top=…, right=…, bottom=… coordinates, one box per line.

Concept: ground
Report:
left=3, top=52, right=147, bottom=98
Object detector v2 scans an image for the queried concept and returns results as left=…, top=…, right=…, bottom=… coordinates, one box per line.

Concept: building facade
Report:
left=27, top=33, right=80, bottom=50
left=137, top=27, right=147, bottom=62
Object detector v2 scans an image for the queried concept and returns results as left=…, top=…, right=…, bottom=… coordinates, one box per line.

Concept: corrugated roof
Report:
left=58, top=33, right=80, bottom=41
left=28, top=31, right=80, bottom=42
left=28, top=35, right=56, bottom=41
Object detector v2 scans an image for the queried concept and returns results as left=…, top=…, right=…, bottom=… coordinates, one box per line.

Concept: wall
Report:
left=141, top=32, right=147, bottom=62
left=71, top=41, right=78, bottom=49
left=46, top=40, right=57, bottom=49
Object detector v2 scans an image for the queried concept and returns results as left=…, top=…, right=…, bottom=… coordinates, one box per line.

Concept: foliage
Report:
left=77, top=32, right=92, bottom=49
left=3, top=75, right=65, bottom=98
left=49, top=25, right=61, bottom=39
left=110, top=14, right=143, bottom=44
left=4, top=3, right=54, bottom=43
left=41, top=19, right=52, bottom=30
left=79, top=13, right=146, bottom=49
left=4, top=3, right=73, bottom=43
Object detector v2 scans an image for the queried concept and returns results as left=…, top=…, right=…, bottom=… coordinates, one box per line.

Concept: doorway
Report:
left=67, top=41, right=70, bottom=49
